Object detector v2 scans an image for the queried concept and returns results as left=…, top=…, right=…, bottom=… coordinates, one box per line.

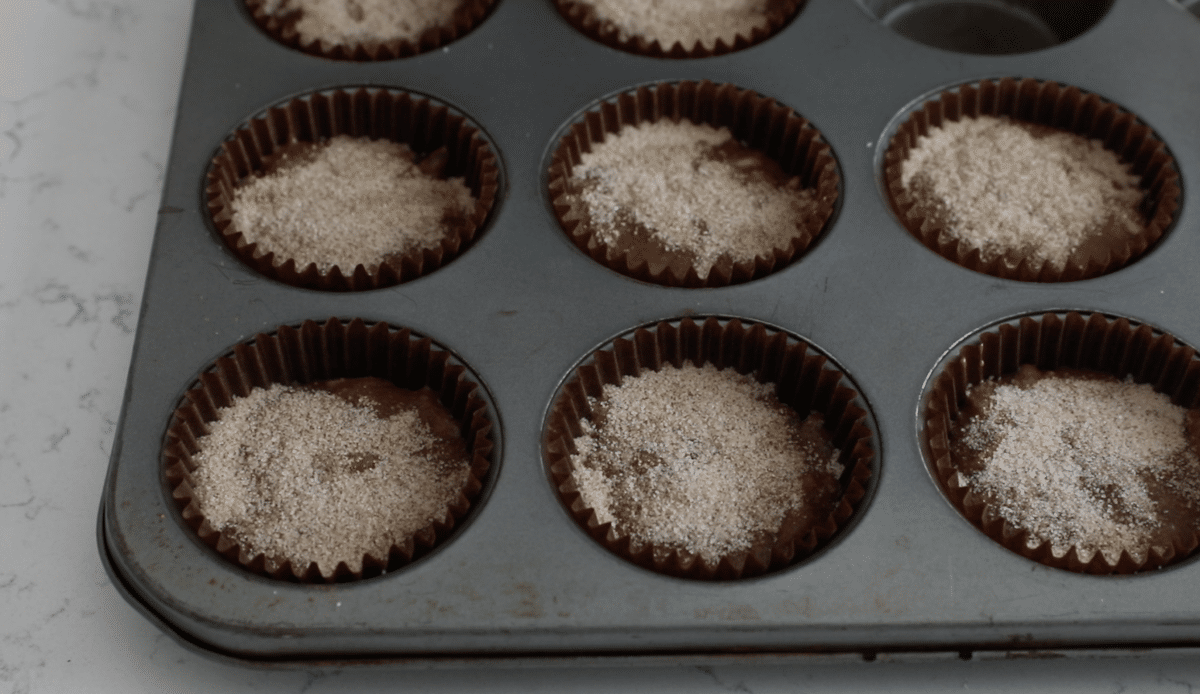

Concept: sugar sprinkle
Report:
left=579, top=0, right=770, bottom=50
left=570, top=363, right=842, bottom=563
left=191, top=383, right=469, bottom=576
left=571, top=119, right=816, bottom=277
left=956, top=372, right=1200, bottom=565
left=900, top=115, right=1143, bottom=271
left=230, top=135, right=474, bottom=273
left=261, top=0, right=462, bottom=45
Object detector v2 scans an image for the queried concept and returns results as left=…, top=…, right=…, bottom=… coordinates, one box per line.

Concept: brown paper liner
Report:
left=923, top=311, right=1200, bottom=575
left=543, top=317, right=875, bottom=580
left=883, top=78, right=1180, bottom=282
left=552, top=0, right=803, bottom=58
left=243, top=0, right=497, bottom=61
left=162, top=318, right=495, bottom=583
left=547, top=81, right=840, bottom=288
left=206, top=88, right=499, bottom=292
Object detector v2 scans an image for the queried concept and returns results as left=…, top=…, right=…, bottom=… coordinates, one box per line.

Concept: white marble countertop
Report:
left=5, top=0, right=1200, bottom=690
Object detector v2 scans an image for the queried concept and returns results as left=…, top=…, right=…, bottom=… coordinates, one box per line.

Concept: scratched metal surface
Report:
left=99, top=0, right=1200, bottom=660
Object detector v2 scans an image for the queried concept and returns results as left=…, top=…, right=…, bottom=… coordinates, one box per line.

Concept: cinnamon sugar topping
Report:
left=952, top=367, right=1200, bottom=566
left=230, top=135, right=474, bottom=274
left=570, top=119, right=817, bottom=277
left=900, top=115, right=1144, bottom=271
left=259, top=0, right=464, bottom=45
left=570, top=363, right=843, bottom=563
left=191, top=381, right=470, bottom=577
left=577, top=0, right=770, bottom=50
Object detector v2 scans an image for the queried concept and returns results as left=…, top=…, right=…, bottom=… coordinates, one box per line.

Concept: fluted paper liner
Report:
left=206, top=88, right=499, bottom=292
left=884, top=78, right=1180, bottom=282
left=244, top=0, right=497, bottom=61
left=548, top=81, right=840, bottom=288
left=163, top=318, right=495, bottom=583
left=543, top=317, right=875, bottom=580
left=923, top=311, right=1200, bottom=574
left=553, top=0, right=803, bottom=58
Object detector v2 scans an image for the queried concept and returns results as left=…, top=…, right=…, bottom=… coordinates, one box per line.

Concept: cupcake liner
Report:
left=547, top=81, right=840, bottom=288
left=243, top=0, right=497, bottom=61
left=922, top=311, right=1200, bottom=574
left=883, top=77, right=1181, bottom=282
left=206, top=87, right=500, bottom=292
left=162, top=318, right=495, bottom=583
left=552, top=0, right=803, bottom=58
left=543, top=316, right=875, bottom=580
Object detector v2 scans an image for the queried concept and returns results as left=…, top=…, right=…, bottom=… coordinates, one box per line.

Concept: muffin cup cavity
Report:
left=922, top=311, right=1200, bottom=574
left=883, top=77, right=1180, bottom=283
left=547, top=80, right=840, bottom=288
left=543, top=316, right=875, bottom=580
left=552, top=0, right=803, bottom=58
left=243, top=0, right=498, bottom=61
left=162, top=318, right=495, bottom=583
left=206, top=87, right=500, bottom=292
left=859, top=0, right=1114, bottom=56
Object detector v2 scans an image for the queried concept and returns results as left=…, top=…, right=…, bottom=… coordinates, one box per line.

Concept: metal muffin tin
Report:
left=99, top=0, right=1200, bottom=661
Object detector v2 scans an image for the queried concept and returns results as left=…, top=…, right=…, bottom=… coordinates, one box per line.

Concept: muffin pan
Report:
left=99, top=0, right=1200, bottom=661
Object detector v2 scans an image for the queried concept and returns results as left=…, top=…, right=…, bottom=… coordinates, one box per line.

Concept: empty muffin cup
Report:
left=922, top=311, right=1200, bottom=574
left=243, top=0, right=498, bottom=61
left=859, top=0, right=1114, bottom=56
left=543, top=316, right=876, bottom=580
left=162, top=318, right=496, bottom=583
left=883, top=77, right=1180, bottom=282
left=548, top=80, right=840, bottom=288
left=206, top=87, right=500, bottom=292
